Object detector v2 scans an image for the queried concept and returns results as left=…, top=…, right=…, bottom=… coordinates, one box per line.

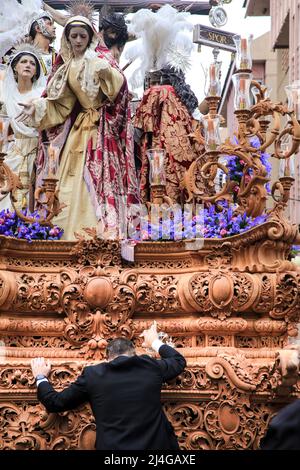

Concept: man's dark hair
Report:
left=99, top=12, right=129, bottom=49
left=29, top=16, right=52, bottom=40
left=106, top=338, right=135, bottom=359
left=160, top=66, right=199, bottom=116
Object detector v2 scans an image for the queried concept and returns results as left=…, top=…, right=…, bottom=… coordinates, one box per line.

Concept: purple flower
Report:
left=226, top=136, right=272, bottom=199
left=131, top=200, right=268, bottom=241
left=0, top=209, right=63, bottom=242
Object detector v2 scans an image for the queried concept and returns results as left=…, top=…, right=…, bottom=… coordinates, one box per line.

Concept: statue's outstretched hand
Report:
left=16, top=102, right=35, bottom=122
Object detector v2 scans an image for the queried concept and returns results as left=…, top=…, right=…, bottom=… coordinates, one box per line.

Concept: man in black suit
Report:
left=260, top=399, right=300, bottom=450
left=31, top=322, right=186, bottom=450
left=260, top=345, right=300, bottom=450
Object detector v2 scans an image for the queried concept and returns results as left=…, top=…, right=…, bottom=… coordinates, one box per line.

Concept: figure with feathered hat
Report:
left=125, top=5, right=204, bottom=203
left=0, top=41, right=45, bottom=211
left=17, top=1, right=140, bottom=240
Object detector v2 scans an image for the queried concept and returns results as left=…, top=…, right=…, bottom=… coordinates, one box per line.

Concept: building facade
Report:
left=245, top=0, right=300, bottom=223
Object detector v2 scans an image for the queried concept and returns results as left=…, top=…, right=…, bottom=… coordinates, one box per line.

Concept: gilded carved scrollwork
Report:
left=0, top=358, right=294, bottom=449
left=270, top=273, right=300, bottom=320
left=133, top=274, right=179, bottom=313
left=0, top=224, right=300, bottom=449
left=0, top=402, right=95, bottom=450
left=71, top=238, right=121, bottom=267
left=205, top=352, right=276, bottom=393
left=0, top=403, right=45, bottom=450
left=13, top=273, right=61, bottom=312
left=184, top=271, right=259, bottom=318
left=204, top=247, right=233, bottom=269
left=3, top=336, right=72, bottom=349
left=61, top=273, right=135, bottom=358
left=0, top=270, right=17, bottom=309
left=252, top=274, right=274, bottom=313
left=186, top=272, right=212, bottom=313
left=169, top=338, right=288, bottom=446
left=165, top=403, right=215, bottom=450
left=0, top=363, right=83, bottom=391
left=203, top=400, right=271, bottom=449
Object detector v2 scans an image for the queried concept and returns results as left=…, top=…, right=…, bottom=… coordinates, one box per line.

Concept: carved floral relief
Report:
left=0, top=229, right=299, bottom=450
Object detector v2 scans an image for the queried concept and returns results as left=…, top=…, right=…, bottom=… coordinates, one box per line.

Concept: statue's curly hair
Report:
left=99, top=12, right=129, bottom=49
left=160, top=66, right=198, bottom=116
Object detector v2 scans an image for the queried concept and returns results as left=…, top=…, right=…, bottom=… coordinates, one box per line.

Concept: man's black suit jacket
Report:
left=37, top=344, right=186, bottom=450
left=260, top=399, right=300, bottom=450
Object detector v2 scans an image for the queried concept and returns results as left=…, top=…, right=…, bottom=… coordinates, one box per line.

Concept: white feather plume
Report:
left=124, top=38, right=144, bottom=63
left=128, top=67, right=144, bottom=90
left=126, top=5, right=193, bottom=87
left=0, top=0, right=44, bottom=58
left=165, top=31, right=194, bottom=73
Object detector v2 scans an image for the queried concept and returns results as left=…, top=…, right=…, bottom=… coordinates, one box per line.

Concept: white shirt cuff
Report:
left=36, top=378, right=49, bottom=387
left=151, top=339, right=164, bottom=352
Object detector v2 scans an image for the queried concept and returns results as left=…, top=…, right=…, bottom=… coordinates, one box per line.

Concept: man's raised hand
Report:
left=140, top=320, right=159, bottom=349
left=31, top=357, right=51, bottom=379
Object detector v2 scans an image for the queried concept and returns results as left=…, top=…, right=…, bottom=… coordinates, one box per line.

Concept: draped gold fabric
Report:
left=0, top=135, right=38, bottom=212
left=35, top=57, right=124, bottom=240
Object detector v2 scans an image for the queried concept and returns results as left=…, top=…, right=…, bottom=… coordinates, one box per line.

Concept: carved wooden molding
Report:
left=0, top=217, right=300, bottom=449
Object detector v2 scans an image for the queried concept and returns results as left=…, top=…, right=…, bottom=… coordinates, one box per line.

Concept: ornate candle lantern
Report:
left=285, top=81, right=300, bottom=121
left=42, top=141, right=59, bottom=177
left=233, top=35, right=253, bottom=71
left=232, top=72, right=253, bottom=111
left=205, top=62, right=222, bottom=98
left=146, top=149, right=166, bottom=186
left=279, top=136, right=295, bottom=178
left=0, top=114, right=14, bottom=201
left=202, top=115, right=222, bottom=151
left=0, top=114, right=10, bottom=153
left=146, top=149, right=172, bottom=205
